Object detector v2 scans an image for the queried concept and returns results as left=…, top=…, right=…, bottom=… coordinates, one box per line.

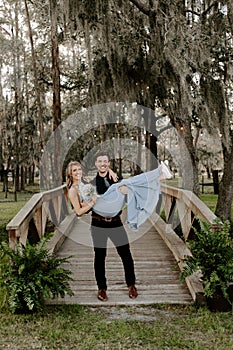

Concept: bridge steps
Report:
left=48, top=216, right=193, bottom=306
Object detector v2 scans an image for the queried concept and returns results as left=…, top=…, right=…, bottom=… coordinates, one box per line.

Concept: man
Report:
left=91, top=151, right=138, bottom=301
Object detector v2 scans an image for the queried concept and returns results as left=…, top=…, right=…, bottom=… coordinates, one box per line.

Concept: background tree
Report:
left=0, top=0, right=232, bottom=220
left=61, top=0, right=232, bottom=219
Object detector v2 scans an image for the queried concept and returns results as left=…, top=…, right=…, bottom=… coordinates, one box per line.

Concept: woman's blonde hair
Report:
left=66, top=161, right=82, bottom=189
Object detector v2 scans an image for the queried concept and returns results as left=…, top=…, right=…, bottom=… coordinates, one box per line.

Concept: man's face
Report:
left=95, top=155, right=110, bottom=174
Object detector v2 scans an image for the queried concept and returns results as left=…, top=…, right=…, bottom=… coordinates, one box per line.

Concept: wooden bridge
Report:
left=7, top=183, right=217, bottom=306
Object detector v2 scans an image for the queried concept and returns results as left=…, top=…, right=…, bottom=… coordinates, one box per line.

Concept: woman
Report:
left=66, top=160, right=172, bottom=230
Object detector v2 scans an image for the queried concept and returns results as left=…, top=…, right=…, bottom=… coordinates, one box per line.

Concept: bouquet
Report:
left=78, top=183, right=96, bottom=202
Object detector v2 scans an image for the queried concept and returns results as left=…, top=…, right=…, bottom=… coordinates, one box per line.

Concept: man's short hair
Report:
left=95, top=151, right=111, bottom=161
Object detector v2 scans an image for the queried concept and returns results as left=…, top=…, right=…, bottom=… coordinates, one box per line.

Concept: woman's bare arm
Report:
left=109, top=168, right=118, bottom=182
left=68, top=187, right=96, bottom=216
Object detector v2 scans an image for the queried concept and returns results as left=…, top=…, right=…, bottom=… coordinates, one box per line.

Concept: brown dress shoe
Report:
left=128, top=285, right=138, bottom=299
left=98, top=289, right=108, bottom=301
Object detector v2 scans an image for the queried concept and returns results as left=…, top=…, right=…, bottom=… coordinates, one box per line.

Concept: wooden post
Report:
left=212, top=170, right=219, bottom=194
left=202, top=175, right=204, bottom=194
left=8, top=229, right=18, bottom=249
left=35, top=207, right=43, bottom=238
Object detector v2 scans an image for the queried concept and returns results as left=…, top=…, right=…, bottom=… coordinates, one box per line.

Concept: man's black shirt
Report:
left=92, top=172, right=122, bottom=217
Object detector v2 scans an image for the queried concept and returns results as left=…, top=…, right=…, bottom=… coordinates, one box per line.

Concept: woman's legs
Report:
left=92, top=162, right=172, bottom=219
left=118, top=185, right=128, bottom=194
left=159, top=161, right=173, bottom=180
left=117, top=161, right=172, bottom=193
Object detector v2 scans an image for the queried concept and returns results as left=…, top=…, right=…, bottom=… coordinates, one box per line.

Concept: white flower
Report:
left=78, top=183, right=95, bottom=202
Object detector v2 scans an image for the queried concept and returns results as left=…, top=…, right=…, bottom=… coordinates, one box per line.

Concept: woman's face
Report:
left=71, top=164, right=82, bottom=182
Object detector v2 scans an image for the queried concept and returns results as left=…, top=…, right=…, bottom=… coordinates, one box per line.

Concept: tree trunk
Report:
left=3, top=169, right=8, bottom=198
left=0, top=63, right=4, bottom=183
left=20, top=165, right=25, bottom=191
left=12, top=0, right=21, bottom=197
left=40, top=0, right=62, bottom=189
left=50, top=0, right=61, bottom=131
left=169, top=115, right=199, bottom=195
left=143, top=106, right=158, bottom=170
left=28, top=164, right=35, bottom=185
left=212, top=170, right=219, bottom=195
left=227, top=0, right=233, bottom=33
left=215, top=137, right=233, bottom=221
left=24, top=0, right=44, bottom=150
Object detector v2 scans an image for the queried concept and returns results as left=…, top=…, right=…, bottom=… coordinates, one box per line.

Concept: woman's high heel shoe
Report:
left=160, top=161, right=173, bottom=179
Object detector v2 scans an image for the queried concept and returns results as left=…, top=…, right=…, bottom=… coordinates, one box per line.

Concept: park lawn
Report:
left=200, top=193, right=217, bottom=213
left=0, top=184, right=40, bottom=240
left=0, top=201, right=28, bottom=224
left=0, top=201, right=29, bottom=242
left=0, top=183, right=39, bottom=202
left=200, top=193, right=233, bottom=218
left=0, top=304, right=233, bottom=349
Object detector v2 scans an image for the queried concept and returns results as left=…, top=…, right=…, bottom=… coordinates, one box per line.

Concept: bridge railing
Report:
left=6, top=185, right=72, bottom=249
left=160, top=184, right=217, bottom=240
left=150, top=184, right=218, bottom=304
left=6, top=183, right=218, bottom=249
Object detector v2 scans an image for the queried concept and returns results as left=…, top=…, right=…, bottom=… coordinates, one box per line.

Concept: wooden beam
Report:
left=161, top=184, right=217, bottom=224
left=6, top=185, right=68, bottom=247
left=6, top=193, right=43, bottom=230
left=176, top=199, right=192, bottom=240
left=163, top=194, right=172, bottom=221
left=35, top=207, right=43, bottom=238
left=8, top=229, right=17, bottom=249
left=149, top=212, right=204, bottom=303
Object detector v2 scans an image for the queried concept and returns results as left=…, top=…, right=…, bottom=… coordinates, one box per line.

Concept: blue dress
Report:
left=89, top=168, right=161, bottom=230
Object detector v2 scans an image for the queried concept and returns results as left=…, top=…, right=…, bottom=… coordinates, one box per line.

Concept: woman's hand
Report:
left=91, top=194, right=97, bottom=204
left=109, top=168, right=118, bottom=182
left=83, top=176, right=91, bottom=183
left=86, top=194, right=98, bottom=208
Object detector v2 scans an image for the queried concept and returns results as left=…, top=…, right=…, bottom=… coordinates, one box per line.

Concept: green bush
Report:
left=0, top=223, right=8, bottom=243
left=0, top=237, right=73, bottom=313
left=180, top=219, right=233, bottom=303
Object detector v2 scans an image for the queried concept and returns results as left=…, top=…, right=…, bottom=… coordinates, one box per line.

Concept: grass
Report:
left=0, top=304, right=232, bottom=349
left=0, top=181, right=233, bottom=349
left=0, top=182, right=40, bottom=241
left=0, top=201, right=29, bottom=242
left=200, top=194, right=217, bottom=213
left=0, top=181, right=40, bottom=202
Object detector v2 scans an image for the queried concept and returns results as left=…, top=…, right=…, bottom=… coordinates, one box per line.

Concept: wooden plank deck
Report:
left=48, top=214, right=193, bottom=306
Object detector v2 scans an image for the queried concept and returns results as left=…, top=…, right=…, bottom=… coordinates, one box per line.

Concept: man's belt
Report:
left=92, top=215, right=121, bottom=222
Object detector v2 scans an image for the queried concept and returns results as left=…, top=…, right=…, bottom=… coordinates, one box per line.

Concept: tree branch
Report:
left=185, top=1, right=219, bottom=19
left=39, top=76, right=85, bottom=91
left=128, top=0, right=150, bottom=16
left=185, top=9, right=200, bottom=17
left=0, top=25, right=11, bottom=36
left=201, top=1, right=219, bottom=18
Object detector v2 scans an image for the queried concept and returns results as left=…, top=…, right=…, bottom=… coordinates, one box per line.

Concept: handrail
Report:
left=6, top=184, right=71, bottom=248
left=157, top=183, right=218, bottom=304
left=160, top=184, right=217, bottom=240
left=7, top=183, right=218, bottom=248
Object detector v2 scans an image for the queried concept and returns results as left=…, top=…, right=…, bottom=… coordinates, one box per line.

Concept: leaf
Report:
left=18, top=264, right=25, bottom=275
left=0, top=237, right=73, bottom=313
